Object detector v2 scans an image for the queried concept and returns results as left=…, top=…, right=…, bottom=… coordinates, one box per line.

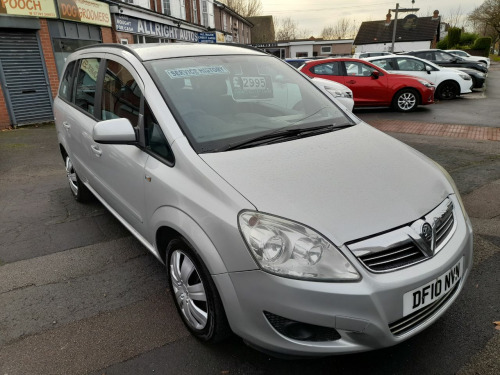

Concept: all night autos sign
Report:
left=0, top=0, right=57, bottom=18
left=57, top=0, right=111, bottom=27
left=115, top=14, right=199, bottom=43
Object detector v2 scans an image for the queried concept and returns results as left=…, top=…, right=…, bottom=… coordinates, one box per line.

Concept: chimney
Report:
left=385, top=11, right=392, bottom=26
left=432, top=10, right=440, bottom=20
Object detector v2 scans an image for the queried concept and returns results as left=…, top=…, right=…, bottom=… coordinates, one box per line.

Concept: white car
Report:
left=445, top=50, right=490, bottom=69
left=311, top=77, right=354, bottom=111
left=365, top=55, right=473, bottom=100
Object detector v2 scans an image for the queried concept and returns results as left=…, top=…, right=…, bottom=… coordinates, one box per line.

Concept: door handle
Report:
left=62, top=121, right=71, bottom=129
left=90, top=145, right=102, bottom=157
left=347, top=80, right=356, bottom=84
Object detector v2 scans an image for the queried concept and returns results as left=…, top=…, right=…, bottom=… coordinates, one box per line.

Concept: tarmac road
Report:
left=0, top=65, right=499, bottom=375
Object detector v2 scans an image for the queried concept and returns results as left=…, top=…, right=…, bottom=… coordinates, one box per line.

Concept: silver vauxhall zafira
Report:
left=54, top=43, right=473, bottom=356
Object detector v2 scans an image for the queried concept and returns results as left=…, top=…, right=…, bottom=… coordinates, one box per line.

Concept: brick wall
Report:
left=0, top=85, right=11, bottom=129
left=38, top=19, right=59, bottom=99
left=114, top=31, right=134, bottom=44
left=101, top=27, right=114, bottom=43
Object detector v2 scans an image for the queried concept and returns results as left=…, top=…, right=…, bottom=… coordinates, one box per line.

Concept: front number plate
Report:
left=403, top=258, right=463, bottom=317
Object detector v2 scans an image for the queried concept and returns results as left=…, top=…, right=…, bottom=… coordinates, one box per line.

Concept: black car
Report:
left=401, top=49, right=488, bottom=73
left=452, top=67, right=486, bottom=89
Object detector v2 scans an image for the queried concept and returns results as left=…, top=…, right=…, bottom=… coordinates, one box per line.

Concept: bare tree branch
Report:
left=220, top=0, right=263, bottom=18
left=321, top=18, right=356, bottom=39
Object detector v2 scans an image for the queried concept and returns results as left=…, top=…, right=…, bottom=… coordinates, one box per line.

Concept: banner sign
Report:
left=0, top=0, right=57, bottom=18
left=57, top=0, right=111, bottom=27
left=216, top=32, right=225, bottom=43
left=115, top=14, right=198, bottom=43
left=198, top=32, right=216, bottom=44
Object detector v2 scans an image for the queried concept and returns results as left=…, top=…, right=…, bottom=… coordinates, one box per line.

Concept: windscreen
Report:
left=147, top=55, right=354, bottom=153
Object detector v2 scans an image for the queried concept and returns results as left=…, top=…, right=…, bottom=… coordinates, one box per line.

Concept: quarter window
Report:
left=101, top=60, right=141, bottom=126
left=73, top=58, right=101, bottom=116
left=144, top=102, right=174, bottom=163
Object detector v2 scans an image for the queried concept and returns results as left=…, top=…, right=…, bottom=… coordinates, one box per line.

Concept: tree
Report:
left=321, top=18, right=356, bottom=39
left=220, top=0, right=263, bottom=17
left=468, top=0, right=500, bottom=55
left=275, top=17, right=310, bottom=41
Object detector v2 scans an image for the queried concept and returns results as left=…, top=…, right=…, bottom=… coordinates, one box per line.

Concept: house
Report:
left=254, top=38, right=353, bottom=59
left=354, top=10, right=441, bottom=53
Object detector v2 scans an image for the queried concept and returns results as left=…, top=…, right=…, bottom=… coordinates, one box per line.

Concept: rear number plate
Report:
left=403, top=258, right=463, bottom=316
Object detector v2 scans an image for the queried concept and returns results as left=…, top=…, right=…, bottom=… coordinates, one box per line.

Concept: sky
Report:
left=261, top=0, right=485, bottom=37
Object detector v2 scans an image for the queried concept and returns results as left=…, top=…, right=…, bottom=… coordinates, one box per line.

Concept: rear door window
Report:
left=59, top=61, right=76, bottom=102
left=73, top=58, right=101, bottom=116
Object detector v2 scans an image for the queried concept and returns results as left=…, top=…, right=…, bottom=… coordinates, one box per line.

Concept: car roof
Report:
left=75, top=43, right=267, bottom=61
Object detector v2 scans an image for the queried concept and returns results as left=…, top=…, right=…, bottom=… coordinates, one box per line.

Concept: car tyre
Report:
left=436, top=81, right=459, bottom=100
left=167, top=238, right=231, bottom=343
left=392, top=89, right=419, bottom=112
left=65, top=156, right=92, bottom=202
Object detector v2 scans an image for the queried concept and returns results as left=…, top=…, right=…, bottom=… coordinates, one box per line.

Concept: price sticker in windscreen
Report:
left=231, top=75, right=273, bottom=100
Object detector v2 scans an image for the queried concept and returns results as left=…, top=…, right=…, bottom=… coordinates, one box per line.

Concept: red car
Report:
left=300, top=58, right=435, bottom=112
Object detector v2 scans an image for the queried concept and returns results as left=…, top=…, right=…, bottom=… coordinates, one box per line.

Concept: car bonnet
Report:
left=199, top=123, right=451, bottom=246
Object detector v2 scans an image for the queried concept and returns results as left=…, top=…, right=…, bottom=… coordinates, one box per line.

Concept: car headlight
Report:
left=476, top=72, right=486, bottom=78
left=459, top=73, right=471, bottom=80
left=418, top=79, right=434, bottom=88
left=325, top=87, right=353, bottom=98
left=238, top=211, right=360, bottom=281
left=433, top=162, right=469, bottom=221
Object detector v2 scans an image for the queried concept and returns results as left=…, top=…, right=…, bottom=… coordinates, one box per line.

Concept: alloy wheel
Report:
left=397, top=92, right=416, bottom=111
left=65, top=157, right=79, bottom=196
left=170, top=249, right=208, bottom=330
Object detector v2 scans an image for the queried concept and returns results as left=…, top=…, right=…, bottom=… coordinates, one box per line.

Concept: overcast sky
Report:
left=261, top=0, right=485, bottom=37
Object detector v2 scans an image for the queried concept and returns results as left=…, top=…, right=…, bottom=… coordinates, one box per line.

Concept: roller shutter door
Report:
left=0, top=31, right=54, bottom=126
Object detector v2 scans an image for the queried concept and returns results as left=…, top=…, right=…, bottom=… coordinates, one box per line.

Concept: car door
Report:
left=62, top=57, right=103, bottom=183
left=341, top=61, right=388, bottom=105
left=85, top=56, right=149, bottom=236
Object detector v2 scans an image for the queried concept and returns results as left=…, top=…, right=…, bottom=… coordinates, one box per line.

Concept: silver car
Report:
left=54, top=43, right=473, bottom=356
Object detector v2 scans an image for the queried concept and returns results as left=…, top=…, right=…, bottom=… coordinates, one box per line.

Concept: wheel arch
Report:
left=152, top=206, right=228, bottom=275
left=436, top=80, right=460, bottom=99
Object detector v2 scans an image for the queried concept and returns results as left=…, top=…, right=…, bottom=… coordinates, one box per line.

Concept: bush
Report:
left=448, top=28, right=461, bottom=49
left=473, top=37, right=492, bottom=56
left=437, top=38, right=448, bottom=49
left=460, top=32, right=479, bottom=46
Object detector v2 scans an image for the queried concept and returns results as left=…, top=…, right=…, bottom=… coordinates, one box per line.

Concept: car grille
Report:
left=388, top=281, right=460, bottom=336
left=348, top=198, right=456, bottom=273
left=358, top=241, right=425, bottom=272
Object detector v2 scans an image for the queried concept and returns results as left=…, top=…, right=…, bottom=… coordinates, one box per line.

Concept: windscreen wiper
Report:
left=213, top=124, right=353, bottom=152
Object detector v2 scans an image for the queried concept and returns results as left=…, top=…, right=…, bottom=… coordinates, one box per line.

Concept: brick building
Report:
left=0, top=0, right=252, bottom=128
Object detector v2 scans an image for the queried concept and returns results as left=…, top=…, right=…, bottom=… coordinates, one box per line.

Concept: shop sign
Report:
left=115, top=14, right=198, bottom=43
left=198, top=32, right=216, bottom=44
left=57, top=0, right=111, bottom=27
left=0, top=0, right=57, bottom=18
left=225, top=35, right=233, bottom=43
left=216, top=32, right=225, bottom=43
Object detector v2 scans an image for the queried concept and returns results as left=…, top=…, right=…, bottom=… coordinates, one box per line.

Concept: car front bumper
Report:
left=213, top=204, right=473, bottom=356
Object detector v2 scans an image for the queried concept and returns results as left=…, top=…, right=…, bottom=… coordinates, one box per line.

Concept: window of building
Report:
left=223, top=14, right=227, bottom=31
left=295, top=52, right=308, bottom=58
left=321, top=46, right=332, bottom=54
left=192, top=0, right=198, bottom=23
left=163, top=0, right=171, bottom=15
left=73, top=58, right=101, bottom=116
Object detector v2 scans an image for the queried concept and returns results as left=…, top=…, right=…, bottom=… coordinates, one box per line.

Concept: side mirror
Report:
left=93, top=118, right=137, bottom=145
left=371, top=70, right=380, bottom=79
left=425, top=65, right=432, bottom=74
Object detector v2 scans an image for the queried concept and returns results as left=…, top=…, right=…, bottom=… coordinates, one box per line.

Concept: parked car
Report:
left=352, top=51, right=393, bottom=58
left=285, top=58, right=312, bottom=69
left=452, top=67, right=486, bottom=89
left=365, top=55, right=472, bottom=100
left=55, top=43, right=472, bottom=357
left=402, top=49, right=488, bottom=73
left=300, top=57, right=435, bottom=112
left=310, top=77, right=354, bottom=111
left=284, top=59, right=354, bottom=111
left=445, top=50, right=490, bottom=68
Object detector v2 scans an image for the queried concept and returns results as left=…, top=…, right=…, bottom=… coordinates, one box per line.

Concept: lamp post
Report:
left=390, top=1, right=420, bottom=53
